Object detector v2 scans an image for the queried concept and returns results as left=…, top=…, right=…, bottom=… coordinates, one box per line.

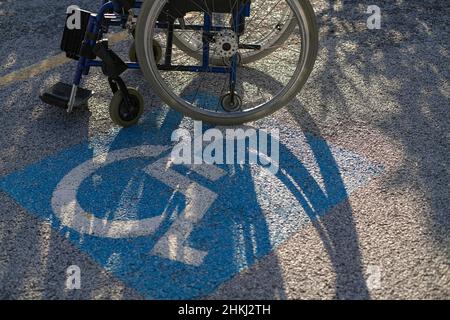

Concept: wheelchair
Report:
left=40, top=0, right=318, bottom=126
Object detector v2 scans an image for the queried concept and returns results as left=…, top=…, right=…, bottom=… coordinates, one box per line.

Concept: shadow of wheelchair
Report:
left=81, top=64, right=372, bottom=299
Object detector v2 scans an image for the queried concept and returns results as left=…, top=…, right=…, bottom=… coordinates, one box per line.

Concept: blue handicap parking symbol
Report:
left=0, top=109, right=383, bottom=299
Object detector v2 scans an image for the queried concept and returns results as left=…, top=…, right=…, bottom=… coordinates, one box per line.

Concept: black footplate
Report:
left=40, top=82, right=93, bottom=109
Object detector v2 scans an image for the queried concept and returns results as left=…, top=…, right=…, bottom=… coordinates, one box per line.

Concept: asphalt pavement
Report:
left=0, top=0, right=448, bottom=299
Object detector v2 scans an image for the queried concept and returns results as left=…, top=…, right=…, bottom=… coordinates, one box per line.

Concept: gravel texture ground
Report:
left=0, top=0, right=448, bottom=299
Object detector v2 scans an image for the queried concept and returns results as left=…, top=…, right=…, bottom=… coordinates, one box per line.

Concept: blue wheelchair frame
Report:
left=68, top=0, right=250, bottom=111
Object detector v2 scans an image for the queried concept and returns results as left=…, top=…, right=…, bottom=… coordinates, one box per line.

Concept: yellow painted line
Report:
left=0, top=31, right=129, bottom=87
left=0, top=53, right=70, bottom=87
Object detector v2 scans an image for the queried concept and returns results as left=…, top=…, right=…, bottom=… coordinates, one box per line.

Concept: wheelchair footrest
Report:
left=40, top=82, right=93, bottom=108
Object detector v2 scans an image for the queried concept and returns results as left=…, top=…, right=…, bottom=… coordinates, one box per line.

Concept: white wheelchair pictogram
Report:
left=51, top=144, right=226, bottom=266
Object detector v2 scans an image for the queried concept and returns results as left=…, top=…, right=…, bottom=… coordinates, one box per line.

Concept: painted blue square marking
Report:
left=0, top=111, right=383, bottom=299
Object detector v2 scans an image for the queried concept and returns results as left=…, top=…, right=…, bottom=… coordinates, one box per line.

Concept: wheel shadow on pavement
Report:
left=288, top=103, right=370, bottom=299
left=0, top=64, right=370, bottom=299
left=131, top=64, right=373, bottom=299
left=85, top=104, right=287, bottom=299
left=231, top=64, right=371, bottom=299
left=7, top=59, right=370, bottom=299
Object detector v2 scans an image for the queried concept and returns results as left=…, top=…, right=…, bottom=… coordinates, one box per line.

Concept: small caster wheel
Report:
left=220, top=93, right=242, bottom=112
left=109, top=88, right=144, bottom=127
left=152, top=39, right=162, bottom=64
left=129, top=42, right=138, bottom=62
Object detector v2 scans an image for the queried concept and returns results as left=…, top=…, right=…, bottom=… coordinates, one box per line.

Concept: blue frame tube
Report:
left=73, top=1, right=114, bottom=86
left=202, top=12, right=212, bottom=68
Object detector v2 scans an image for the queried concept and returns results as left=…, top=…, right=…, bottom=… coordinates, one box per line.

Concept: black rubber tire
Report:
left=109, top=88, right=144, bottom=127
left=129, top=42, right=138, bottom=62
left=130, top=40, right=162, bottom=63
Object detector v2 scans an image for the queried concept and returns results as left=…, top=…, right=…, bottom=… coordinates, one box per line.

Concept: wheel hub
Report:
left=215, top=30, right=238, bottom=58
left=221, top=93, right=242, bottom=112
left=119, top=95, right=139, bottom=121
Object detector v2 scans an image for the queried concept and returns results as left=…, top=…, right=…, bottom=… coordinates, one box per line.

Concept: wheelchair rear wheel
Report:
left=135, top=0, right=318, bottom=125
